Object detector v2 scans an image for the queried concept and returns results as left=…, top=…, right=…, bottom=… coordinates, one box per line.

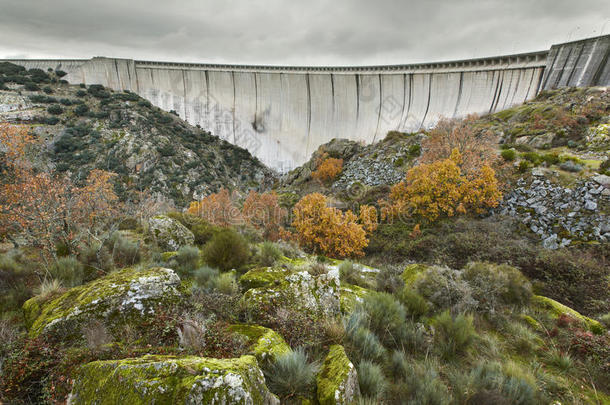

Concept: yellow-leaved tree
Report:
left=312, top=153, right=343, bottom=183
left=382, top=149, right=501, bottom=223
left=292, top=193, right=368, bottom=258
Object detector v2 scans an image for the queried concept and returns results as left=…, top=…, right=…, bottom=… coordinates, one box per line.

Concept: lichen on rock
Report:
left=148, top=215, right=195, bottom=251
left=241, top=268, right=340, bottom=318
left=229, top=324, right=290, bottom=363
left=67, top=354, right=279, bottom=405
left=316, top=345, right=360, bottom=405
left=24, top=267, right=186, bottom=339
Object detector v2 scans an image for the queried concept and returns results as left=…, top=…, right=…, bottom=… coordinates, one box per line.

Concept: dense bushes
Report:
left=202, top=229, right=249, bottom=271
left=367, top=217, right=608, bottom=315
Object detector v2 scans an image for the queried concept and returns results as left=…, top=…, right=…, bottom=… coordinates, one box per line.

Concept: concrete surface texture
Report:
left=5, top=35, right=609, bottom=172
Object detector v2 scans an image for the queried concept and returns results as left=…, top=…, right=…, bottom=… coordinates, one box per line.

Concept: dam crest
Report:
left=4, top=35, right=610, bottom=171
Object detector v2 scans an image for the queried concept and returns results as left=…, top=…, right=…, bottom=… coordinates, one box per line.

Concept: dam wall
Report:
left=5, top=35, right=609, bottom=172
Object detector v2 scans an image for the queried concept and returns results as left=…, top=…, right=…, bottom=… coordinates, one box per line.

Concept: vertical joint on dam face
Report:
left=3, top=35, right=609, bottom=172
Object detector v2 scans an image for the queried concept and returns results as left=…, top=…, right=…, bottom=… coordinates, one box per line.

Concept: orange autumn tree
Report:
left=0, top=124, right=120, bottom=262
left=382, top=149, right=501, bottom=223
left=242, top=191, right=287, bottom=241
left=292, top=193, right=368, bottom=258
left=187, top=188, right=242, bottom=227
left=312, top=153, right=343, bottom=183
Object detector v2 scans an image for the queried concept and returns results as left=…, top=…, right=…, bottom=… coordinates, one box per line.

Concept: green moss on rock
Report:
left=68, top=354, right=279, bottom=404
left=401, top=263, right=429, bottom=287
left=339, top=284, right=371, bottom=314
left=532, top=295, right=605, bottom=334
left=161, top=251, right=178, bottom=261
left=239, top=267, right=292, bottom=291
left=25, top=267, right=186, bottom=339
left=316, top=345, right=360, bottom=405
left=229, top=324, right=290, bottom=363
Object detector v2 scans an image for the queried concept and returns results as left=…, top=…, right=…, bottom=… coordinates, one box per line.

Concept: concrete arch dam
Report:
left=5, top=35, right=610, bottom=172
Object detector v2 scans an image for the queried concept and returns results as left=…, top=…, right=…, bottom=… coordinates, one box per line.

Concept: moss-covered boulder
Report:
left=67, top=354, right=279, bottom=405
left=339, top=284, right=371, bottom=314
left=24, top=267, right=186, bottom=339
left=532, top=295, right=605, bottom=334
left=148, top=215, right=194, bottom=251
left=239, top=266, right=292, bottom=291
left=229, top=324, right=290, bottom=363
left=316, top=345, right=360, bottom=405
left=241, top=269, right=340, bottom=318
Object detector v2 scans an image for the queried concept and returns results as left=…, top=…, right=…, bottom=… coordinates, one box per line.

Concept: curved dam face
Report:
left=5, top=35, right=610, bottom=172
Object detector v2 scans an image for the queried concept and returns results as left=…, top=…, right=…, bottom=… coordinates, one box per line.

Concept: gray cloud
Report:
left=0, top=0, right=608, bottom=65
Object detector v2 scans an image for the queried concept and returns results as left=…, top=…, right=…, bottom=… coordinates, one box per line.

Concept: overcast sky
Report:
left=0, top=0, right=608, bottom=66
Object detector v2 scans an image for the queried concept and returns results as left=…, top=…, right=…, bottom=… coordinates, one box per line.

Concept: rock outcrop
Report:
left=240, top=266, right=341, bottom=318
left=229, top=324, right=291, bottom=364
left=23, top=267, right=185, bottom=339
left=316, top=345, right=360, bottom=405
left=148, top=215, right=195, bottom=251
left=68, top=354, right=279, bottom=405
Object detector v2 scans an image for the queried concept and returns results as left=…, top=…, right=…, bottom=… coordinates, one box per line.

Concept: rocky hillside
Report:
left=0, top=62, right=275, bottom=206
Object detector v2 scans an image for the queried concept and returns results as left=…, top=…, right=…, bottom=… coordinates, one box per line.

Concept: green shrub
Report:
left=202, top=229, right=249, bottom=271
left=362, top=292, right=407, bottom=348
left=600, top=313, right=610, bottom=329
left=24, top=82, right=39, bottom=91
left=415, top=265, right=476, bottom=313
left=47, top=105, right=63, bottom=115
left=357, top=360, right=387, bottom=400
left=59, top=98, right=72, bottom=106
left=339, top=261, right=371, bottom=288
left=375, top=266, right=403, bottom=294
left=78, top=243, right=113, bottom=275
left=344, top=312, right=386, bottom=362
left=462, top=262, right=532, bottom=312
left=433, top=311, right=477, bottom=359
left=501, top=149, right=516, bottom=161
left=42, top=86, right=53, bottom=94
left=408, top=143, right=421, bottom=157
left=398, top=288, right=429, bottom=319
left=87, top=84, right=110, bottom=99
left=75, top=89, right=87, bottom=97
left=173, top=245, right=200, bottom=277
left=49, top=257, right=85, bottom=287
left=257, top=241, right=282, bottom=267
left=399, top=360, right=451, bottom=405
left=521, top=152, right=542, bottom=165
left=107, top=232, right=141, bottom=268
left=466, top=361, right=537, bottom=405
left=263, top=348, right=318, bottom=400
left=55, top=70, right=67, bottom=78
left=209, top=272, right=239, bottom=295
left=192, top=266, right=219, bottom=290
left=389, top=350, right=409, bottom=379
left=541, top=152, right=560, bottom=165
left=545, top=348, right=573, bottom=372
left=74, top=104, right=89, bottom=117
